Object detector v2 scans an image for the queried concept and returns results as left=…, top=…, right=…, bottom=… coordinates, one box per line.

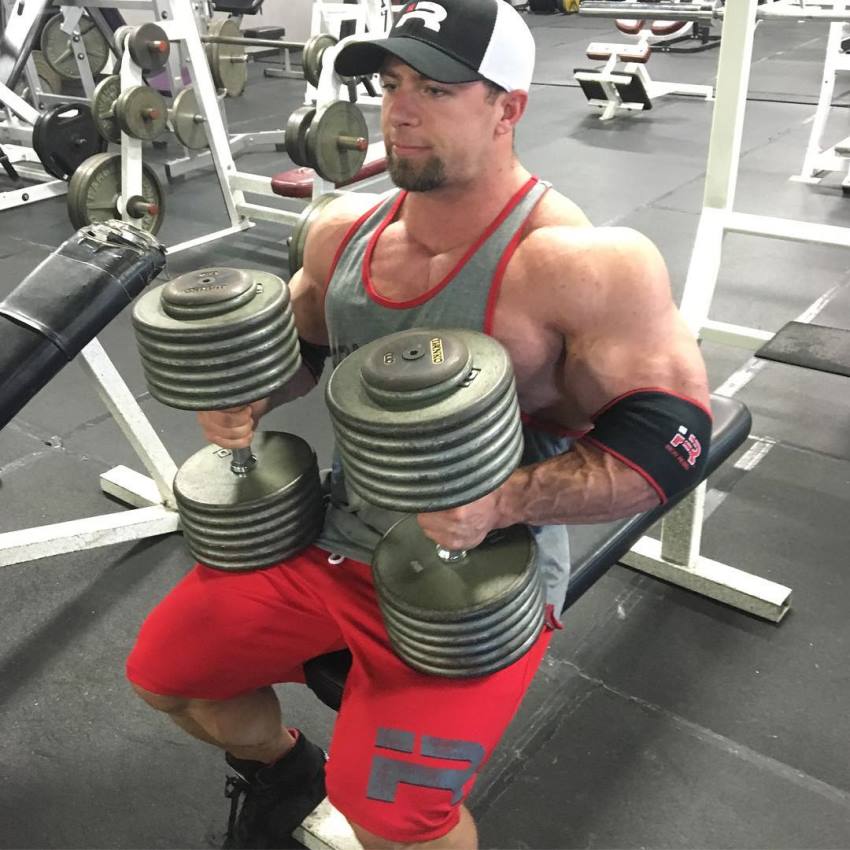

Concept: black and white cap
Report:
left=334, top=0, right=535, bottom=93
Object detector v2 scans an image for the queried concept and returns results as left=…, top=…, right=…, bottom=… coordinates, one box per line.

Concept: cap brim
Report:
left=334, top=37, right=484, bottom=84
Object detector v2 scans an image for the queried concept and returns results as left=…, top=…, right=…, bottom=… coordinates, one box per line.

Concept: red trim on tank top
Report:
left=362, top=177, right=540, bottom=309
left=326, top=198, right=387, bottom=283
left=482, top=181, right=548, bottom=335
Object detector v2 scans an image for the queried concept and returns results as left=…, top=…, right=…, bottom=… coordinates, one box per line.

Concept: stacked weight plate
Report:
left=132, top=267, right=324, bottom=570
left=326, top=328, right=545, bottom=677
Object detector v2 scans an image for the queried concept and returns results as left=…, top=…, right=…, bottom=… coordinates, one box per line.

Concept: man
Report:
left=126, top=1, right=712, bottom=848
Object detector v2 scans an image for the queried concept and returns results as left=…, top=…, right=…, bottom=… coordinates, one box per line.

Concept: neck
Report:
left=398, top=159, right=532, bottom=255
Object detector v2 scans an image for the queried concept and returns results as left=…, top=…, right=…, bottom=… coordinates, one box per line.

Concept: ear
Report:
left=495, top=90, right=528, bottom=137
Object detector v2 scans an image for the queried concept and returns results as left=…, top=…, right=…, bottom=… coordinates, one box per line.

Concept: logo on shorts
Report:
left=396, top=2, right=448, bottom=33
left=366, top=727, right=484, bottom=804
left=667, top=425, right=702, bottom=470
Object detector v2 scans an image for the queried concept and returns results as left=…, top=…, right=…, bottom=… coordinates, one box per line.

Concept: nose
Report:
left=385, top=87, right=421, bottom=129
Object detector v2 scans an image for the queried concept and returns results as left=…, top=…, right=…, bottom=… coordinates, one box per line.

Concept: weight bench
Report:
left=271, top=158, right=388, bottom=199
left=575, top=34, right=713, bottom=121
left=289, top=393, right=781, bottom=849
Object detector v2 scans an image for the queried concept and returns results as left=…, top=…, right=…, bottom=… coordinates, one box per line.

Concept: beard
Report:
left=387, top=149, right=447, bottom=192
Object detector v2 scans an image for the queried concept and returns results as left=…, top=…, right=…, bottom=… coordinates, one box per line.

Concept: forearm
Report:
left=496, top=441, right=660, bottom=527
left=263, top=362, right=320, bottom=413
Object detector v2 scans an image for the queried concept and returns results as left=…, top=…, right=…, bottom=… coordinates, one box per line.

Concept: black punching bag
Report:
left=0, top=220, right=166, bottom=431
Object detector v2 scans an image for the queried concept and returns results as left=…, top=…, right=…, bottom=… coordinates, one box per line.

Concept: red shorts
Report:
left=126, top=546, right=554, bottom=843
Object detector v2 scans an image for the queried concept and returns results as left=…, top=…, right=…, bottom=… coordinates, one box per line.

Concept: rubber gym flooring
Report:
left=2, top=11, right=850, bottom=849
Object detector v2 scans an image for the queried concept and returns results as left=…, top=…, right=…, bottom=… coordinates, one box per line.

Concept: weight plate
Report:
left=32, top=102, right=106, bottom=180
left=305, top=100, right=368, bottom=183
left=91, top=74, right=122, bottom=143
left=287, top=190, right=341, bottom=277
left=171, top=86, right=208, bottom=150
left=206, top=18, right=248, bottom=97
left=127, top=23, right=170, bottom=72
left=284, top=105, right=315, bottom=167
left=15, top=51, right=63, bottom=105
left=373, top=516, right=546, bottom=677
left=133, top=270, right=302, bottom=409
left=173, top=431, right=325, bottom=571
left=302, top=33, right=337, bottom=88
left=67, top=151, right=165, bottom=234
left=114, top=85, right=168, bottom=141
left=373, top=517, right=536, bottom=618
left=40, top=12, right=109, bottom=80
left=175, top=432, right=318, bottom=512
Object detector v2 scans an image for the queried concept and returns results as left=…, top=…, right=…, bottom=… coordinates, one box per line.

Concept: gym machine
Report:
left=575, top=0, right=850, bottom=618
left=792, top=18, right=850, bottom=193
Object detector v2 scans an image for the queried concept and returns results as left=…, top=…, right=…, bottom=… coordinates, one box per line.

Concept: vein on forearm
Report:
left=501, top=440, right=659, bottom=527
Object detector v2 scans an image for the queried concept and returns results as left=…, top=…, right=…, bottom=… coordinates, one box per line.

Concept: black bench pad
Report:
left=303, top=394, right=751, bottom=712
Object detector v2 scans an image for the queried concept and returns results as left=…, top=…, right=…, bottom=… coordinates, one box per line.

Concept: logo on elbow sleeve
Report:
left=667, top=425, right=702, bottom=470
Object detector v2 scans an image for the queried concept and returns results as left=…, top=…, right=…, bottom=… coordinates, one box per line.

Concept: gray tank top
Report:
left=315, top=177, right=573, bottom=613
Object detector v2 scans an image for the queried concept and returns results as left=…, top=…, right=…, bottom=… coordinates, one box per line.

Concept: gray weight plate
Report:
left=284, top=105, right=315, bottom=167
left=92, top=74, right=121, bottom=143
left=287, top=190, right=341, bottom=277
left=41, top=13, right=109, bottom=80
left=15, top=51, right=63, bottom=105
left=206, top=18, right=247, bottom=97
left=115, top=86, right=168, bottom=141
left=387, top=605, right=544, bottom=678
left=66, top=151, right=165, bottom=233
left=305, top=100, right=368, bottom=183
left=327, top=329, right=515, bottom=435
left=381, top=557, right=541, bottom=638
left=133, top=272, right=301, bottom=409
left=339, top=421, right=523, bottom=511
left=174, top=432, right=318, bottom=510
left=372, top=517, right=536, bottom=617
left=127, top=23, right=170, bottom=72
left=171, top=86, right=208, bottom=150
left=302, top=33, right=337, bottom=88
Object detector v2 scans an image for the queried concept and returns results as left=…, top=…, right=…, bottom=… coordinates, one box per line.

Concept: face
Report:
left=378, top=57, right=522, bottom=192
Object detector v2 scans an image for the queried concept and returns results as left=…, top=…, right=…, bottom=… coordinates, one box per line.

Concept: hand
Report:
left=416, top=490, right=502, bottom=552
left=196, top=398, right=270, bottom=449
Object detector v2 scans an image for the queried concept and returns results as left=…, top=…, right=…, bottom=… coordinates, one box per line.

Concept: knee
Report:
left=129, top=681, right=191, bottom=715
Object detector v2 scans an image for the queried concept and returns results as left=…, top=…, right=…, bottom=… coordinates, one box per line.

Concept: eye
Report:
left=425, top=86, right=448, bottom=97
left=380, top=79, right=397, bottom=91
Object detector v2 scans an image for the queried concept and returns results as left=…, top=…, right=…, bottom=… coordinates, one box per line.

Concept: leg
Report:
left=318, top=556, right=555, bottom=848
left=350, top=804, right=478, bottom=850
left=131, top=682, right=297, bottom=764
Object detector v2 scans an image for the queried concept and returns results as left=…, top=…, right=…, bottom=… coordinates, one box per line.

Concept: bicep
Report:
left=560, top=238, right=705, bottom=417
left=288, top=266, right=328, bottom=344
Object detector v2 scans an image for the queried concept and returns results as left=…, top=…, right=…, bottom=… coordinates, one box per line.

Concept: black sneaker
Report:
left=223, top=732, right=327, bottom=849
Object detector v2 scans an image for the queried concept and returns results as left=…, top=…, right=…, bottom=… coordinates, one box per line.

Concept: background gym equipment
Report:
left=40, top=11, right=110, bottom=81
left=0, top=219, right=165, bottom=432
left=326, top=328, right=545, bottom=677
left=62, top=12, right=378, bottom=247
left=132, top=267, right=324, bottom=570
left=575, top=25, right=713, bottom=120
left=67, top=151, right=164, bottom=233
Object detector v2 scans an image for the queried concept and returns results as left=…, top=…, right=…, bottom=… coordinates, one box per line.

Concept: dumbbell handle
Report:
left=231, top=445, right=257, bottom=476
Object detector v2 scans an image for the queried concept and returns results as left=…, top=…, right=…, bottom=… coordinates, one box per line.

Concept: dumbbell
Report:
left=326, top=328, right=545, bottom=678
left=132, top=267, right=325, bottom=569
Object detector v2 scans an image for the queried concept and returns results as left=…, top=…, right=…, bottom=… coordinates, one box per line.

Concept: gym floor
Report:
left=2, top=11, right=850, bottom=849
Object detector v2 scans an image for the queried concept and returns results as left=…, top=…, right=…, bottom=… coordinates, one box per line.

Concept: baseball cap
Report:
left=334, top=0, right=535, bottom=93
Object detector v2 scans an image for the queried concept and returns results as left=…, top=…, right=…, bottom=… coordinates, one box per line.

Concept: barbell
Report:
left=579, top=0, right=850, bottom=21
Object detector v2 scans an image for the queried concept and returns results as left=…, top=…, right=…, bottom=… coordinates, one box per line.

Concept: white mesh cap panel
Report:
left=478, top=1, right=535, bottom=92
